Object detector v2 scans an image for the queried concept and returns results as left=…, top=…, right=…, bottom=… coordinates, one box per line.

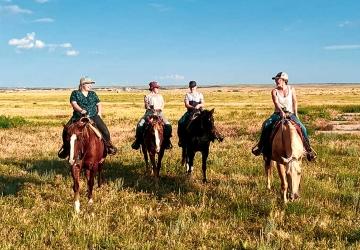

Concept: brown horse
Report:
left=66, top=117, right=106, bottom=212
left=141, top=115, right=165, bottom=179
left=264, top=118, right=304, bottom=203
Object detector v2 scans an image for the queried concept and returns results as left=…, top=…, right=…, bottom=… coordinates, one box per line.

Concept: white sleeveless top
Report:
left=144, top=93, right=164, bottom=110
left=275, top=85, right=293, bottom=113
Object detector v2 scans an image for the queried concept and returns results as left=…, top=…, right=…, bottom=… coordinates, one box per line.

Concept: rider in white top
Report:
left=131, top=81, right=172, bottom=150
left=252, top=72, right=316, bottom=161
left=177, top=81, right=205, bottom=147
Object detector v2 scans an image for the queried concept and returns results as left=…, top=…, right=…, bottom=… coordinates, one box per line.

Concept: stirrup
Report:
left=251, top=145, right=262, bottom=156
left=131, top=141, right=140, bottom=150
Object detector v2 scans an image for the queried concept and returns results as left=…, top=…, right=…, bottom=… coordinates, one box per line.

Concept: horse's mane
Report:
left=187, top=109, right=215, bottom=137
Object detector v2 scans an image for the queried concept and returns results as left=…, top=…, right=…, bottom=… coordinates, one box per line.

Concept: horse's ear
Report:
left=210, top=108, right=215, bottom=115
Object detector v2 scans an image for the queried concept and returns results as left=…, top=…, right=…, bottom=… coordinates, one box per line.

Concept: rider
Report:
left=131, top=81, right=173, bottom=150
left=177, top=80, right=205, bottom=147
left=251, top=72, right=316, bottom=161
left=58, top=76, right=117, bottom=158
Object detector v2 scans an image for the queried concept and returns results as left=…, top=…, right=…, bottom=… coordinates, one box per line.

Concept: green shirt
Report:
left=70, top=90, right=100, bottom=121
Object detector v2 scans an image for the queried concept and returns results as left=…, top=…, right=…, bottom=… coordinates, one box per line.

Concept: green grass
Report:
left=1, top=86, right=360, bottom=249
left=0, top=115, right=27, bottom=128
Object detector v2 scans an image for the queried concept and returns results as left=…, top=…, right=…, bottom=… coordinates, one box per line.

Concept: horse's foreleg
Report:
left=187, top=150, right=195, bottom=175
left=85, top=168, right=95, bottom=204
left=149, top=153, right=157, bottom=178
left=142, top=145, right=151, bottom=175
left=277, top=163, right=288, bottom=203
left=156, top=148, right=165, bottom=179
left=201, top=148, right=209, bottom=183
left=181, top=147, right=186, bottom=166
left=264, top=160, right=272, bottom=190
left=98, top=163, right=103, bottom=188
left=71, top=164, right=81, bottom=213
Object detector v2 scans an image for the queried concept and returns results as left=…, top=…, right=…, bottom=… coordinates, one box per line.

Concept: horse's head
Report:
left=282, top=155, right=302, bottom=201
left=66, top=117, right=90, bottom=165
left=144, top=115, right=164, bottom=153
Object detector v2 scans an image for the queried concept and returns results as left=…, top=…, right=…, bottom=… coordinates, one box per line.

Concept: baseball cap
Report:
left=80, top=76, right=95, bottom=85
left=272, top=72, right=288, bottom=81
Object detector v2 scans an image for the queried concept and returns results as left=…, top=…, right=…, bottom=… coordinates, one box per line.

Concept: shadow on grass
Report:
left=1, top=156, right=198, bottom=199
left=0, top=175, right=43, bottom=196
left=1, top=158, right=68, bottom=196
left=104, top=160, right=197, bottom=198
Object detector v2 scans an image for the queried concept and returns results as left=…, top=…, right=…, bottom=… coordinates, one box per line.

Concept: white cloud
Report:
left=34, top=40, right=45, bottom=48
left=8, top=32, right=39, bottom=49
left=338, top=20, right=352, bottom=28
left=1, top=5, right=32, bottom=14
left=66, top=50, right=79, bottom=56
left=33, top=17, right=54, bottom=23
left=159, top=74, right=185, bottom=80
left=9, top=32, right=79, bottom=56
left=35, top=0, right=49, bottom=3
left=149, top=3, right=171, bottom=12
left=324, top=44, right=360, bottom=50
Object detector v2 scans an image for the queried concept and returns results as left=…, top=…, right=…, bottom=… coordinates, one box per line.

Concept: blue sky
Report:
left=0, top=0, right=359, bottom=87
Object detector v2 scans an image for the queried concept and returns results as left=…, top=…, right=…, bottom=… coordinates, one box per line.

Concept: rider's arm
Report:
left=195, top=93, right=204, bottom=110
left=185, top=99, right=194, bottom=110
left=71, top=101, right=86, bottom=114
left=292, top=87, right=298, bottom=117
left=271, top=89, right=286, bottom=117
left=97, top=102, right=103, bottom=117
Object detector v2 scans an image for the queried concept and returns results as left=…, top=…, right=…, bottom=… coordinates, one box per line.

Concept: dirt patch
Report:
left=317, top=113, right=360, bottom=134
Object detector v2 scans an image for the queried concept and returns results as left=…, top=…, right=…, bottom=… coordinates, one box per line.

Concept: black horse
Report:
left=180, top=109, right=224, bottom=182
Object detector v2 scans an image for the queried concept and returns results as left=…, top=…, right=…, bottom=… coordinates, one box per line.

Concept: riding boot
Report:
left=58, top=126, right=70, bottom=159
left=58, top=144, right=69, bottom=159
left=177, top=126, right=185, bottom=147
left=164, top=124, right=173, bottom=149
left=251, top=143, right=262, bottom=156
left=105, top=140, right=118, bottom=155
left=303, top=138, right=317, bottom=161
left=131, top=126, right=143, bottom=150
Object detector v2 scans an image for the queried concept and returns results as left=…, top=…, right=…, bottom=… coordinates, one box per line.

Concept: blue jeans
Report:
left=258, top=112, right=310, bottom=154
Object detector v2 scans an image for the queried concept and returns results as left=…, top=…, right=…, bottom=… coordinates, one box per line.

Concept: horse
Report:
left=66, top=117, right=106, bottom=213
left=264, top=118, right=304, bottom=203
left=181, top=109, right=223, bottom=183
left=141, top=114, right=166, bottom=179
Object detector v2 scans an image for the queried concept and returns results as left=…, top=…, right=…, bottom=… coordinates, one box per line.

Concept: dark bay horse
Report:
left=264, top=118, right=304, bottom=203
left=66, top=117, right=106, bottom=212
left=181, top=109, right=223, bottom=183
left=141, top=115, right=166, bottom=179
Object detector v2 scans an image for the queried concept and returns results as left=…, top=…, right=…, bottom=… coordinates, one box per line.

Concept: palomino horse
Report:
left=264, top=118, right=304, bottom=203
left=66, top=117, right=106, bottom=212
left=181, top=109, right=223, bottom=183
left=141, top=115, right=166, bottom=179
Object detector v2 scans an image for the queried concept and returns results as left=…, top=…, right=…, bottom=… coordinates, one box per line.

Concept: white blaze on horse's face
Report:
left=154, top=128, right=160, bottom=153
left=286, top=158, right=302, bottom=201
left=69, top=134, right=77, bottom=165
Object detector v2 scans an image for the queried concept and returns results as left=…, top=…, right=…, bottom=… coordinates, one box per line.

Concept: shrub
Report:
left=0, top=115, right=27, bottom=128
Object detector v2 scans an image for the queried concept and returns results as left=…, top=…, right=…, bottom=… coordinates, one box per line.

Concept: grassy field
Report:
left=0, top=84, right=360, bottom=249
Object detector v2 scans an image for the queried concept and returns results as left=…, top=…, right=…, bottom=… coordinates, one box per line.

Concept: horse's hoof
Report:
left=88, top=199, right=93, bottom=205
left=202, top=179, right=208, bottom=183
left=74, top=200, right=80, bottom=213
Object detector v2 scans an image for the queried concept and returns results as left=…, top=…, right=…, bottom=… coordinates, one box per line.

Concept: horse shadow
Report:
left=103, top=160, right=198, bottom=198
left=1, top=156, right=199, bottom=199
left=0, top=158, right=69, bottom=196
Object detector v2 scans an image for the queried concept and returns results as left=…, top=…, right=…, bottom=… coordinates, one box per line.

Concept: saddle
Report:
left=261, top=118, right=304, bottom=159
left=269, top=119, right=305, bottom=146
